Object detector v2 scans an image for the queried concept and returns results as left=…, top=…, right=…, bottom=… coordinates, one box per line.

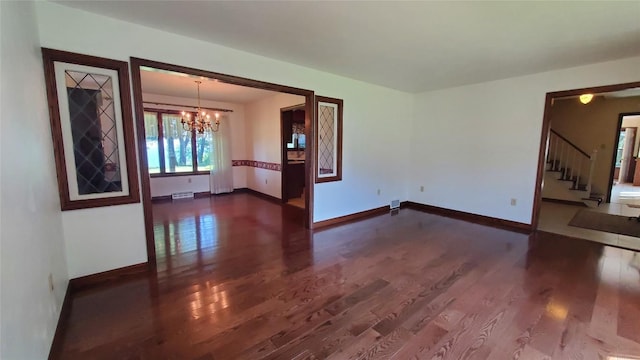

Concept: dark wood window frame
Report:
left=143, top=108, right=211, bottom=177
left=315, top=96, right=343, bottom=183
left=41, top=48, right=140, bottom=211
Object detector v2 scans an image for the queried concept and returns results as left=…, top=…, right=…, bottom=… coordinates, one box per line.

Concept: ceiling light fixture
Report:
left=579, top=94, right=594, bottom=104
left=181, top=80, right=220, bottom=133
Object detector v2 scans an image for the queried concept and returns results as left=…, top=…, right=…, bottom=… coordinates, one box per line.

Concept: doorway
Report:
left=281, top=104, right=306, bottom=210
left=129, top=58, right=315, bottom=269
left=610, top=114, right=640, bottom=205
left=533, top=82, right=640, bottom=251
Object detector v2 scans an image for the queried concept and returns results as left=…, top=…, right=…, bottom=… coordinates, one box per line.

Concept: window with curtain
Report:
left=143, top=109, right=213, bottom=175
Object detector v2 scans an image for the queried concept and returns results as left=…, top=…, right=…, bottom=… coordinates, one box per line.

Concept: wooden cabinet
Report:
left=281, top=106, right=306, bottom=202
left=286, top=163, right=305, bottom=199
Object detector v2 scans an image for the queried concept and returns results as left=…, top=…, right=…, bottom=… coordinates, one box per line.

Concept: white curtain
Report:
left=210, top=115, right=233, bottom=194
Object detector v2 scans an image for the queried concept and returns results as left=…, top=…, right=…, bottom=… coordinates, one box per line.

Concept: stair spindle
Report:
left=587, top=149, right=598, bottom=196
left=576, top=156, right=582, bottom=190
left=551, top=134, right=560, bottom=170
left=558, top=140, right=565, bottom=173
left=570, top=150, right=577, bottom=187
left=546, top=130, right=597, bottom=200
left=563, top=141, right=570, bottom=179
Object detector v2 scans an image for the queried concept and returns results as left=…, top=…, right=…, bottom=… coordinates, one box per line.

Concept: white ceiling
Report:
left=141, top=67, right=279, bottom=104
left=53, top=1, right=640, bottom=93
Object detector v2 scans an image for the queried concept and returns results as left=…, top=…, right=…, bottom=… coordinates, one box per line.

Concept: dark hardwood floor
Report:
left=56, top=194, right=640, bottom=359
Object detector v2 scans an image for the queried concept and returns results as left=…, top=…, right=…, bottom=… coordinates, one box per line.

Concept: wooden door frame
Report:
left=609, top=120, right=630, bottom=202
left=531, top=81, right=640, bottom=230
left=130, top=58, right=315, bottom=269
left=280, top=103, right=306, bottom=204
left=611, top=113, right=640, bottom=191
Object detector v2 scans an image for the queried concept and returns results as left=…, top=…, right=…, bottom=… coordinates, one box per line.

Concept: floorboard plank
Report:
left=52, top=194, right=640, bottom=359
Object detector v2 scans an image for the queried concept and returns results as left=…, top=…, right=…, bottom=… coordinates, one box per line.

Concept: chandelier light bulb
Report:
left=180, top=80, right=221, bottom=133
left=579, top=94, right=594, bottom=104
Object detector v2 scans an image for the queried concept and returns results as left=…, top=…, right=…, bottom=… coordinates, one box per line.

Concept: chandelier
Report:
left=181, top=80, right=220, bottom=133
left=579, top=93, right=594, bottom=105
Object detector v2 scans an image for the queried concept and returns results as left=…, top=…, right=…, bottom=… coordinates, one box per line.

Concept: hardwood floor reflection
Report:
left=151, top=194, right=309, bottom=278
left=56, top=194, right=640, bottom=359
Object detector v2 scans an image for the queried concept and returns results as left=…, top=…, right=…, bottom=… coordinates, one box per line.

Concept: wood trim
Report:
left=151, top=195, right=173, bottom=202
left=142, top=101, right=233, bottom=113
left=130, top=58, right=157, bottom=268
left=131, top=58, right=314, bottom=94
left=549, top=129, right=591, bottom=158
left=315, top=96, right=343, bottom=183
left=144, top=107, right=183, bottom=115
left=191, top=126, right=198, bottom=172
left=606, top=114, right=626, bottom=203
left=234, top=188, right=281, bottom=204
left=532, top=92, right=556, bottom=230
left=131, top=58, right=315, bottom=272
left=47, top=284, right=72, bottom=360
left=68, top=263, right=149, bottom=293
left=405, top=201, right=532, bottom=233
left=541, top=197, right=588, bottom=207
left=156, top=111, right=166, bottom=174
left=547, top=82, right=640, bottom=99
left=531, top=81, right=640, bottom=229
left=281, top=107, right=288, bottom=203
left=281, top=103, right=306, bottom=112
left=152, top=188, right=282, bottom=204
left=41, top=48, right=140, bottom=211
left=150, top=172, right=210, bottom=178
left=313, top=205, right=389, bottom=229
left=305, top=95, right=315, bottom=229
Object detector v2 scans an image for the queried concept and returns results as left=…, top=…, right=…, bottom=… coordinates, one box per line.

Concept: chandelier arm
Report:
left=184, top=80, right=220, bottom=133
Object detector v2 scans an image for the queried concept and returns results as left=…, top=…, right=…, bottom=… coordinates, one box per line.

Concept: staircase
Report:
left=543, top=129, right=602, bottom=207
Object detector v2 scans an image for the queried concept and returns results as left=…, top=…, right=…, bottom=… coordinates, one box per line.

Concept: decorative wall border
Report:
left=232, top=160, right=282, bottom=172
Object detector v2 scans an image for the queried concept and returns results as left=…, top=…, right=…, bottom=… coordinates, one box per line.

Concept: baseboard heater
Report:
left=171, top=191, right=194, bottom=200
left=390, top=199, right=400, bottom=210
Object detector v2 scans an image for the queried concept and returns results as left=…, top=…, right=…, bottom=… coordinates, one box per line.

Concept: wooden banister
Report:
left=549, top=129, right=590, bottom=158
left=547, top=131, right=597, bottom=196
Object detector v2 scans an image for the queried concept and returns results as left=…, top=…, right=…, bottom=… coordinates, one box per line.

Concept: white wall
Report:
left=35, top=1, right=413, bottom=238
left=150, top=175, right=210, bottom=197
left=245, top=93, right=305, bottom=198
left=143, top=93, right=248, bottom=197
left=0, top=2, right=69, bottom=358
left=410, top=56, right=640, bottom=224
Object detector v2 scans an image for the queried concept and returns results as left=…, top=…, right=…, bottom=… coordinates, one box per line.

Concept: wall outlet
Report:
left=377, top=189, right=381, bottom=195
left=265, top=179, right=268, bottom=184
left=48, top=273, right=54, bottom=292
left=187, top=178, right=192, bottom=183
left=510, top=198, right=517, bottom=206
left=420, top=185, right=424, bottom=192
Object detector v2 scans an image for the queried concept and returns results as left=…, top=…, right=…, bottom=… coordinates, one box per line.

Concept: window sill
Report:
left=150, top=172, right=210, bottom=178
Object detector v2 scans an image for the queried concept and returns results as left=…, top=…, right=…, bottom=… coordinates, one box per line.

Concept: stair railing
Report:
left=546, top=129, right=597, bottom=195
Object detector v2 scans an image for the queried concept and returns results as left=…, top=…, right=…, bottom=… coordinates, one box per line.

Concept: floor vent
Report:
left=390, top=199, right=401, bottom=209
left=172, top=191, right=194, bottom=200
